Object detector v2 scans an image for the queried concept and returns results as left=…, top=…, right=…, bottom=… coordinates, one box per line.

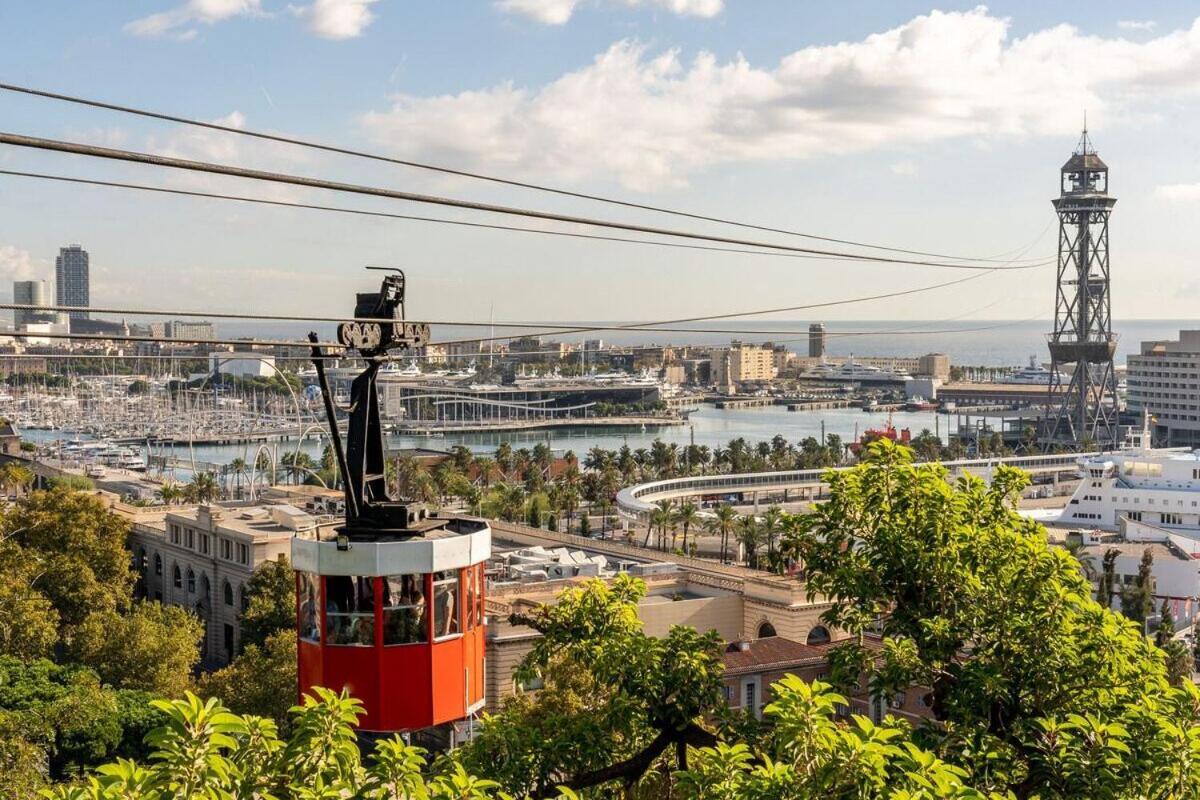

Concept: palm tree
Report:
left=761, top=506, right=783, bottom=570
left=495, top=442, right=514, bottom=480
left=229, top=457, right=248, bottom=499
left=713, top=504, right=737, bottom=564
left=675, top=501, right=700, bottom=556
left=187, top=471, right=220, bottom=504
left=471, top=456, right=496, bottom=488
left=647, top=504, right=670, bottom=549
left=736, top=515, right=762, bottom=568
left=156, top=480, right=184, bottom=505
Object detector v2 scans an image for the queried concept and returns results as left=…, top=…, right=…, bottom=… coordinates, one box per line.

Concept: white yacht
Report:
left=832, top=358, right=912, bottom=384
left=1001, top=356, right=1066, bottom=385
left=1054, top=419, right=1200, bottom=549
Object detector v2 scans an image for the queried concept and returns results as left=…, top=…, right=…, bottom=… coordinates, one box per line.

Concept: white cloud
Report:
left=0, top=246, right=43, bottom=283
left=124, top=0, right=263, bottom=39
left=1157, top=183, right=1200, bottom=201
left=291, top=0, right=379, bottom=39
left=890, top=160, right=918, bottom=176
left=361, top=9, right=1200, bottom=191
left=1118, top=20, right=1156, bottom=32
left=497, top=0, right=722, bottom=26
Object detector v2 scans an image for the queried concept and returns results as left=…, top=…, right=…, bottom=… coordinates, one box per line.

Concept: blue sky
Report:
left=2, top=1, right=1200, bottom=328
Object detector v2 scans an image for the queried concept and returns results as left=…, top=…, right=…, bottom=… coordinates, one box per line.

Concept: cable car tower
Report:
left=1044, top=127, right=1119, bottom=449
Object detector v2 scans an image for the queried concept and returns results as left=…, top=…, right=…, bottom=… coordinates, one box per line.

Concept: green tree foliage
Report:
left=3, top=488, right=133, bottom=627
left=458, top=575, right=725, bottom=798
left=1120, top=548, right=1155, bottom=626
left=782, top=439, right=1195, bottom=796
left=46, top=475, right=94, bottom=493
left=65, top=603, right=203, bottom=698
left=238, top=556, right=296, bottom=650
left=194, top=630, right=296, bottom=731
left=42, top=688, right=570, bottom=800
left=678, top=678, right=986, bottom=799
left=0, top=657, right=161, bottom=788
left=0, top=541, right=58, bottom=660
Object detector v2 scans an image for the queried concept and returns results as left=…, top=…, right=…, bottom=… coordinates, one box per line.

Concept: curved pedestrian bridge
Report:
left=617, top=452, right=1087, bottom=519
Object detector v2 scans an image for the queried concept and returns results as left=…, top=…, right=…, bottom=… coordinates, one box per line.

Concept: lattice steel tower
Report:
left=1045, top=128, right=1119, bottom=448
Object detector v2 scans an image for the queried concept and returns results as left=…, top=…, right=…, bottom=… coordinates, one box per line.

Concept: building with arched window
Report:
left=117, top=498, right=335, bottom=668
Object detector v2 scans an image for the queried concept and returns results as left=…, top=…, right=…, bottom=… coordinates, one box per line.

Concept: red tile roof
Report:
left=722, top=637, right=829, bottom=675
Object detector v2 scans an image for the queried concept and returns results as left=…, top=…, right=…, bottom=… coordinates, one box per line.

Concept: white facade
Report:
left=210, top=353, right=276, bottom=378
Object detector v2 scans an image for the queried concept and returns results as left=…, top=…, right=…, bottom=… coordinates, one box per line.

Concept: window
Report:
left=135, top=547, right=147, bottom=572
left=173, top=564, right=182, bottom=589
left=169, top=524, right=180, bottom=545
left=325, top=575, right=375, bottom=646
left=432, top=570, right=460, bottom=639
left=237, top=543, right=249, bottom=565
left=239, top=586, right=248, bottom=613
left=297, top=572, right=320, bottom=643
left=382, top=574, right=427, bottom=645
left=223, top=623, right=234, bottom=656
left=220, top=538, right=232, bottom=560
left=199, top=573, right=209, bottom=600
left=223, top=580, right=234, bottom=607
left=199, top=534, right=209, bottom=555
left=186, top=568, right=195, bottom=593
left=743, top=680, right=759, bottom=717
left=806, top=626, right=831, bottom=646
left=154, top=553, right=162, bottom=576
left=185, top=529, right=194, bottom=549
left=757, top=621, right=777, bottom=638
left=464, top=568, right=477, bottom=632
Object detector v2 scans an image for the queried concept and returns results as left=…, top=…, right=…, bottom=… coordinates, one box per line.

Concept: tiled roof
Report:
left=722, top=637, right=829, bottom=675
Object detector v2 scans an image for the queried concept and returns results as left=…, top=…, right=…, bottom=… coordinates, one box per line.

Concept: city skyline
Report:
left=4, top=3, right=1200, bottom=326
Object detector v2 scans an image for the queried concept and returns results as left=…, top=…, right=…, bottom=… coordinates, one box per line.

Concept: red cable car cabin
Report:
left=291, top=515, right=490, bottom=732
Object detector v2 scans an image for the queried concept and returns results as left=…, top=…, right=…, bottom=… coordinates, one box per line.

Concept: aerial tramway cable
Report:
left=0, top=169, right=1052, bottom=270
left=0, top=81, right=1044, bottom=265
left=0, top=131, right=1043, bottom=272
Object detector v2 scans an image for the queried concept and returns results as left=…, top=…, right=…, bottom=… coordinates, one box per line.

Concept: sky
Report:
left=2, top=1, right=1200, bottom=331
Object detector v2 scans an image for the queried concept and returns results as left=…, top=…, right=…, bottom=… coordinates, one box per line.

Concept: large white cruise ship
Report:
left=1001, top=356, right=1067, bottom=385
left=1055, top=419, right=1200, bottom=549
left=805, top=357, right=911, bottom=383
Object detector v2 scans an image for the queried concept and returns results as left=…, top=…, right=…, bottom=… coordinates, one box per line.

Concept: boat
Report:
left=905, top=396, right=938, bottom=412
left=84, top=464, right=106, bottom=479
left=812, top=356, right=912, bottom=384
left=1001, top=356, right=1067, bottom=385
left=115, top=449, right=147, bottom=471
left=1049, top=416, right=1200, bottom=548
left=861, top=397, right=878, bottom=412
left=849, top=415, right=911, bottom=455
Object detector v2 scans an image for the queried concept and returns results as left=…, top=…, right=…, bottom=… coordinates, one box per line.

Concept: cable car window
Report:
left=382, top=574, right=428, bottom=645
left=325, top=575, right=375, bottom=646
left=297, top=572, right=320, bottom=643
left=433, top=570, right=460, bottom=639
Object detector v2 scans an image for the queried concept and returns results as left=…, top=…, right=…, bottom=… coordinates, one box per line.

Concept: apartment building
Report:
left=711, top=341, right=778, bottom=389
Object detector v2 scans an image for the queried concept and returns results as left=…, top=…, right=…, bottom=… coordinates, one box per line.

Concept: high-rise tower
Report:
left=1045, top=129, right=1118, bottom=448
left=55, top=244, right=90, bottom=320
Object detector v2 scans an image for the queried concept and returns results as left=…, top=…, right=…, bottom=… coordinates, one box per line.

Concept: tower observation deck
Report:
left=1044, top=128, right=1119, bottom=448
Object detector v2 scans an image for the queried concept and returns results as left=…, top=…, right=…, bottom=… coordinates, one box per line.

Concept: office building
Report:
left=808, top=323, right=826, bottom=358
left=1127, top=330, right=1200, bottom=446
left=166, top=320, right=216, bottom=341
left=55, top=244, right=90, bottom=320
left=13, top=280, right=53, bottom=326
